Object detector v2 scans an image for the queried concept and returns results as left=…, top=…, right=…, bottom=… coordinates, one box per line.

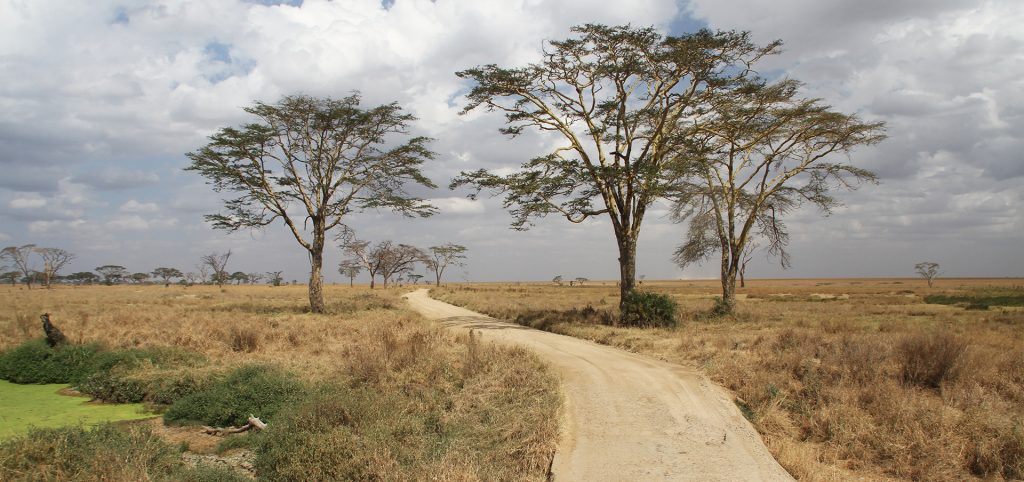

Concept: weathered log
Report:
left=41, top=313, right=67, bottom=347
left=200, top=415, right=267, bottom=436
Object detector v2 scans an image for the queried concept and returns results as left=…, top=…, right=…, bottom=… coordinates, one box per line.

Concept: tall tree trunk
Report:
left=717, top=249, right=740, bottom=315
left=370, top=276, right=376, bottom=289
left=616, top=233, right=637, bottom=320
left=308, top=242, right=325, bottom=314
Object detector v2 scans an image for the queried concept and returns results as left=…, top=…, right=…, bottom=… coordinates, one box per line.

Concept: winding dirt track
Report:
left=403, top=289, right=793, bottom=482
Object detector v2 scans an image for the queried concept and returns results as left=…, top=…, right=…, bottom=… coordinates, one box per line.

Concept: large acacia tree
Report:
left=187, top=94, right=436, bottom=312
left=670, top=78, right=885, bottom=314
left=451, top=24, right=779, bottom=316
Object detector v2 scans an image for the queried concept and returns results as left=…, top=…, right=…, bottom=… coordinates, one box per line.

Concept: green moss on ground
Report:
left=0, top=380, right=155, bottom=441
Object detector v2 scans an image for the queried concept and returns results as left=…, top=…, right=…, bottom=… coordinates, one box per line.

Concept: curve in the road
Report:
left=403, top=289, right=793, bottom=482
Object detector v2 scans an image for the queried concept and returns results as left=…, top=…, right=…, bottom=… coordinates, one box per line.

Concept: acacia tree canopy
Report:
left=426, top=243, right=467, bottom=287
left=670, top=77, right=886, bottom=314
left=186, top=94, right=437, bottom=312
left=451, top=24, right=780, bottom=319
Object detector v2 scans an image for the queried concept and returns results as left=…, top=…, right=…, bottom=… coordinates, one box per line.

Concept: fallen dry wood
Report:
left=201, top=415, right=267, bottom=436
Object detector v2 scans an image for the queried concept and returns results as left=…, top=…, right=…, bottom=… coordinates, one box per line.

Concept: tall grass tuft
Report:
left=898, top=332, right=967, bottom=389
left=0, top=424, right=249, bottom=482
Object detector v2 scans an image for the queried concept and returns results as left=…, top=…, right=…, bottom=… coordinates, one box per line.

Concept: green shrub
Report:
left=0, top=424, right=248, bottom=482
left=620, top=290, right=679, bottom=328
left=164, top=365, right=305, bottom=427
left=76, top=348, right=207, bottom=404
left=0, top=340, right=102, bottom=384
left=0, top=340, right=208, bottom=405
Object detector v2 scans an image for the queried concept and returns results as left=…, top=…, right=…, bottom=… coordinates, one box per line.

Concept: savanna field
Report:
left=1, top=279, right=1021, bottom=481
left=0, top=284, right=560, bottom=481
left=434, top=278, right=1024, bottom=481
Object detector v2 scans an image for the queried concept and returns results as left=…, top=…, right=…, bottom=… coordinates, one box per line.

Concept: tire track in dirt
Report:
left=403, top=289, right=793, bottom=482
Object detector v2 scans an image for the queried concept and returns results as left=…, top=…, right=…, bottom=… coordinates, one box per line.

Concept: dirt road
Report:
left=403, top=289, right=793, bottom=482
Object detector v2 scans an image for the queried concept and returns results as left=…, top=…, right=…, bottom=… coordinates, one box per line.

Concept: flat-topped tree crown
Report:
left=451, top=24, right=781, bottom=320
left=186, top=94, right=437, bottom=312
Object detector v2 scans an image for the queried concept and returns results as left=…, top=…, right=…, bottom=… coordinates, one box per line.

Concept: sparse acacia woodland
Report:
left=186, top=94, right=436, bottom=312
left=452, top=24, right=787, bottom=320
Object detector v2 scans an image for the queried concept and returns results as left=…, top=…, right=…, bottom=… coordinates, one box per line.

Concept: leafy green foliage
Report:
left=0, top=340, right=102, bottom=384
left=925, top=294, right=1024, bottom=308
left=620, top=291, right=679, bottom=328
left=0, top=340, right=207, bottom=405
left=163, top=365, right=305, bottom=427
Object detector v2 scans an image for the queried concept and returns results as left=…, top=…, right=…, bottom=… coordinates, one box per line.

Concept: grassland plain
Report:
left=434, top=278, right=1024, bottom=481
left=0, top=284, right=560, bottom=481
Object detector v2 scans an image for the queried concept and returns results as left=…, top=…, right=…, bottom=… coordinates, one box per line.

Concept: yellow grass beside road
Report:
left=434, top=278, right=1024, bottom=481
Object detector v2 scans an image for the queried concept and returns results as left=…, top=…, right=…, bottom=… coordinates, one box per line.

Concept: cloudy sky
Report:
left=1, top=0, right=1020, bottom=283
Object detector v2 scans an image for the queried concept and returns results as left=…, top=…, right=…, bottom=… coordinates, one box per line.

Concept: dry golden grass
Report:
left=434, top=278, right=1024, bottom=481
left=0, top=284, right=417, bottom=379
left=0, top=283, right=561, bottom=481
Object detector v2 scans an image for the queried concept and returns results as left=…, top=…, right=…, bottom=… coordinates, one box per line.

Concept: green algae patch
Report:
left=0, top=380, right=156, bottom=441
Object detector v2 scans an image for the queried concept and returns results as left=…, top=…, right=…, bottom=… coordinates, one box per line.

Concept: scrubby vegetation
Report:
left=0, top=285, right=560, bottom=480
left=164, top=365, right=304, bottom=427
left=435, top=279, right=1024, bottom=481
left=0, top=340, right=207, bottom=404
left=619, top=290, right=678, bottom=328
left=0, top=424, right=249, bottom=482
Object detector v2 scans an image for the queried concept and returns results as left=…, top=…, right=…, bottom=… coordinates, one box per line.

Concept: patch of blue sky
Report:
left=202, top=42, right=256, bottom=84
left=112, top=6, right=130, bottom=25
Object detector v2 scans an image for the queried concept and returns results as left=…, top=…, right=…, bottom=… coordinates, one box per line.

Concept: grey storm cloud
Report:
left=72, top=169, right=161, bottom=191
left=0, top=0, right=1020, bottom=281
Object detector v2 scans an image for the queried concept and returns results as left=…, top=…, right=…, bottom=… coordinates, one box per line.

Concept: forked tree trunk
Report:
left=717, top=248, right=741, bottom=315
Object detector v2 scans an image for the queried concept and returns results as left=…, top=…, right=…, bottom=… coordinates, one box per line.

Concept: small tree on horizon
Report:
left=373, top=242, right=426, bottom=288
left=200, top=250, right=232, bottom=287
left=1, top=271, right=19, bottom=286
left=1, top=245, right=37, bottom=289
left=915, top=262, right=941, bottom=288
left=35, top=247, right=75, bottom=289
left=266, top=271, right=284, bottom=287
left=186, top=94, right=437, bottom=313
left=95, top=265, right=128, bottom=285
left=426, top=243, right=467, bottom=287
left=152, top=267, right=184, bottom=287
left=338, top=259, right=362, bottom=287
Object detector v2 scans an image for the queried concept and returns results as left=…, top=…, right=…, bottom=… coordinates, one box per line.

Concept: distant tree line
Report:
left=2, top=242, right=467, bottom=289
left=339, top=236, right=467, bottom=288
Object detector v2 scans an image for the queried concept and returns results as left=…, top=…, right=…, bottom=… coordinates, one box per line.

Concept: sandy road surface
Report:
left=403, top=289, right=792, bottom=482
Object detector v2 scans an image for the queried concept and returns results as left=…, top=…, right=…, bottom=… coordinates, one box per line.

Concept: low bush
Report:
left=0, top=424, right=249, bottom=482
left=924, top=293, right=1024, bottom=308
left=0, top=340, right=208, bottom=405
left=620, top=290, right=679, bottom=328
left=0, top=340, right=102, bottom=384
left=898, top=332, right=967, bottom=389
left=163, top=365, right=305, bottom=427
